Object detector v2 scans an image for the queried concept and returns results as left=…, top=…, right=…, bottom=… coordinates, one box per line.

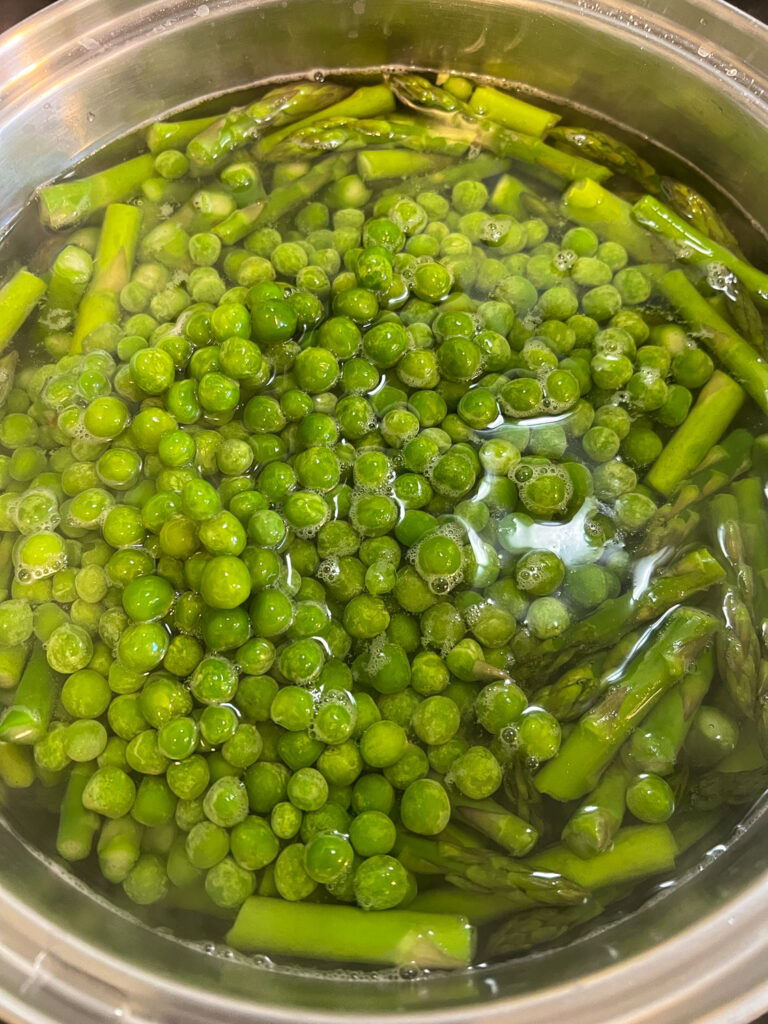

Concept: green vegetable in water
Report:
left=1, top=68, right=767, bottom=972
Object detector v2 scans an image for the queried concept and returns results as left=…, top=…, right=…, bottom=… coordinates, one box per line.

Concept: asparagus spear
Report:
left=357, top=150, right=451, bottom=182
left=659, top=177, right=741, bottom=251
left=0, top=269, right=47, bottom=354
left=535, top=607, right=718, bottom=800
left=526, top=824, right=678, bottom=888
left=550, top=126, right=662, bottom=193
left=469, top=84, right=560, bottom=138
left=624, top=650, right=714, bottom=775
left=645, top=370, right=745, bottom=497
left=534, top=654, right=609, bottom=721
left=255, top=84, right=395, bottom=158
left=513, top=548, right=725, bottom=678
left=409, top=888, right=535, bottom=922
left=660, top=269, right=768, bottom=416
left=487, top=892, right=612, bottom=955
left=39, top=154, right=155, bottom=230
left=264, top=116, right=471, bottom=162
left=561, top=762, right=630, bottom=857
left=0, top=644, right=28, bottom=691
left=56, top=762, right=99, bottom=861
left=0, top=352, right=17, bottom=409
left=394, top=833, right=587, bottom=905
left=73, top=203, right=142, bottom=352
left=227, top=896, right=474, bottom=967
left=450, top=793, right=538, bottom=856
left=634, top=194, right=768, bottom=308
left=560, top=178, right=671, bottom=262
left=97, top=816, right=143, bottom=883
left=146, top=115, right=219, bottom=154
left=383, top=154, right=510, bottom=198
left=0, top=645, right=60, bottom=745
left=688, top=766, right=768, bottom=810
left=390, top=74, right=611, bottom=183
left=0, top=742, right=35, bottom=788
left=233, top=153, right=355, bottom=229
left=41, top=245, right=94, bottom=331
left=186, top=81, right=352, bottom=170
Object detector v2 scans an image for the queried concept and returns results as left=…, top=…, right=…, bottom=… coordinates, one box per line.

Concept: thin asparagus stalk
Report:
left=0, top=645, right=28, bottom=690
left=561, top=762, right=630, bottom=858
left=645, top=370, right=745, bottom=497
left=38, top=154, right=155, bottom=230
left=513, top=548, right=725, bottom=678
left=535, top=607, right=718, bottom=800
left=550, top=126, right=662, bottom=193
left=357, top=150, right=451, bottom=182
left=255, top=84, right=395, bottom=158
left=634, top=194, right=768, bottom=307
left=56, top=762, right=99, bottom=861
left=264, top=116, right=471, bottom=162
left=251, top=154, right=354, bottom=225
left=227, top=896, right=475, bottom=968
left=468, top=84, right=560, bottom=138
left=0, top=644, right=60, bottom=744
left=491, top=172, right=537, bottom=218
left=669, top=809, right=723, bottom=852
left=526, top=825, right=678, bottom=888
left=384, top=154, right=510, bottom=198
left=560, top=178, right=671, bottom=262
left=394, top=833, right=587, bottom=905
left=732, top=476, right=768, bottom=623
left=409, top=888, right=535, bottom=922
left=73, top=203, right=142, bottom=352
left=534, top=653, right=609, bottom=721
left=0, top=351, right=17, bottom=409
left=97, top=816, right=143, bottom=883
left=450, top=793, right=538, bottom=856
left=146, top=115, right=219, bottom=154
left=0, top=269, right=47, bottom=354
left=0, top=535, right=14, bottom=602
left=659, top=269, right=768, bottom=416
left=41, top=245, right=94, bottom=331
left=624, top=649, right=714, bottom=775
left=0, top=742, right=35, bottom=788
left=487, top=893, right=611, bottom=955
left=659, top=177, right=741, bottom=250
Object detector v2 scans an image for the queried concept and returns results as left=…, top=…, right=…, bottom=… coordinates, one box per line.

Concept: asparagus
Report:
left=550, top=126, right=662, bottom=193
left=394, top=832, right=587, bottom=905
left=645, top=370, right=745, bottom=497
left=383, top=154, right=510, bottom=198
left=513, top=548, right=725, bottom=678
left=561, top=762, right=630, bottom=858
left=688, top=766, right=768, bottom=810
left=732, top=476, right=768, bottom=623
left=249, top=154, right=354, bottom=227
left=56, top=762, right=99, bottom=861
left=469, top=84, right=560, bottom=138
left=73, top=203, right=142, bottom=352
left=39, top=154, right=155, bottom=230
left=0, top=742, right=35, bottom=788
left=185, top=82, right=352, bottom=170
left=0, top=352, right=17, bottom=409
left=535, top=607, right=718, bottom=800
left=255, top=84, right=395, bottom=159
left=624, top=650, right=714, bottom=775
left=0, top=534, right=14, bottom=602
left=97, top=816, right=143, bottom=883
left=264, top=116, right=471, bottom=162
left=227, top=896, right=475, bottom=967
left=0, top=645, right=60, bottom=745
left=357, top=150, right=451, bottom=182
left=669, top=809, right=723, bottom=852
left=41, top=245, right=94, bottom=331
left=450, top=793, right=539, bottom=856
left=560, top=178, right=671, bottom=262
left=146, top=115, right=219, bottom=154
left=0, top=269, right=47, bottom=354
left=638, top=508, right=702, bottom=558
left=534, top=654, right=609, bottom=721
left=409, top=888, right=533, bottom=922
left=660, top=269, right=768, bottom=416
left=487, top=893, right=611, bottom=955
left=390, top=74, right=611, bottom=183
left=634, top=194, right=768, bottom=308
left=659, top=177, right=741, bottom=251
left=526, top=825, right=678, bottom=888
left=0, top=645, right=28, bottom=690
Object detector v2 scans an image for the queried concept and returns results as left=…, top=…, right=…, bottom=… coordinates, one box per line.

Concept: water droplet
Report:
left=86, top=111, right=95, bottom=123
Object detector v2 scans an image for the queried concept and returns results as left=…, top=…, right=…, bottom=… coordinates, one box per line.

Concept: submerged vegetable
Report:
left=0, top=68, right=767, bottom=972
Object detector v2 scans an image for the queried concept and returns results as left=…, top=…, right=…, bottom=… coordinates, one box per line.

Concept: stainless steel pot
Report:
left=2, top=1, right=768, bottom=1020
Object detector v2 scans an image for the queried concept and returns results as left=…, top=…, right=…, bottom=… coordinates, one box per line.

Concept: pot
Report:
left=2, top=1, right=768, bottom=1020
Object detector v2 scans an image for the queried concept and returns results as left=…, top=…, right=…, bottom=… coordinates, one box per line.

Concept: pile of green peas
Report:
left=0, top=145, right=721, bottom=918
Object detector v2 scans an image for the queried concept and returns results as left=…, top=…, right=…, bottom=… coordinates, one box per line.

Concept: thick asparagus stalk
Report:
left=39, top=154, right=155, bottom=230
left=688, top=766, right=768, bottom=810
left=265, top=116, right=471, bottom=162
left=73, top=203, right=142, bottom=352
left=56, top=762, right=99, bottom=861
left=394, top=833, right=587, bottom=905
left=634, top=194, right=768, bottom=307
left=660, top=269, right=768, bottom=415
left=146, top=115, right=218, bottom=154
left=659, top=177, right=741, bottom=250
left=450, top=793, right=539, bottom=856
left=0, top=645, right=28, bottom=690
left=487, top=893, right=612, bottom=955
left=255, top=84, right=395, bottom=158
left=43, top=246, right=94, bottom=330
left=624, top=650, right=714, bottom=775
left=560, top=178, right=671, bottom=262
left=227, top=896, right=475, bottom=968
left=357, top=150, right=451, bottom=181
left=526, top=825, right=678, bottom=888
left=534, top=654, right=609, bottom=721
left=0, top=645, right=60, bottom=744
left=551, top=126, right=662, bottom=192
left=409, top=888, right=533, bottom=922
left=97, top=816, right=143, bottom=883
left=561, top=762, right=630, bottom=857
left=645, top=371, right=745, bottom=497
left=385, top=154, right=510, bottom=197
left=0, top=743, right=35, bottom=788
left=535, top=607, right=718, bottom=800
left=469, top=84, right=560, bottom=138
left=0, top=269, right=47, bottom=354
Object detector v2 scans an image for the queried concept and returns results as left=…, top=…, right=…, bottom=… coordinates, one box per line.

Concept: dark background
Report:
left=0, top=0, right=767, bottom=1022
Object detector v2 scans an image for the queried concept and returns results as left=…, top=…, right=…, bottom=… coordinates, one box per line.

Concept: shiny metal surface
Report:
left=2, top=1, right=768, bottom=1021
